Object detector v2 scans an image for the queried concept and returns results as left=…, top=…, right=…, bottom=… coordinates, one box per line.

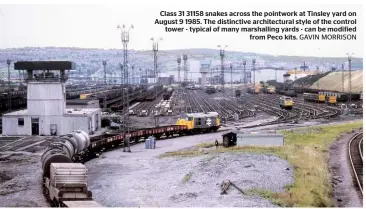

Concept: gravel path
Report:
left=86, top=132, right=293, bottom=207
left=0, top=151, right=48, bottom=207
left=329, top=131, right=363, bottom=207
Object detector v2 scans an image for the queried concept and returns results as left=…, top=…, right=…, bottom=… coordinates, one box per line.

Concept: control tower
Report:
left=2, top=61, right=101, bottom=136
left=199, top=60, right=211, bottom=86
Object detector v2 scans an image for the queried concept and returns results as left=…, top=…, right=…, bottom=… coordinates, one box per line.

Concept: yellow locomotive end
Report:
left=318, top=94, right=326, bottom=102
left=328, top=95, right=337, bottom=105
left=280, top=96, right=293, bottom=110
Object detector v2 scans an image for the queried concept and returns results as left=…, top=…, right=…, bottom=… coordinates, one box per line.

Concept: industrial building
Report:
left=1, top=61, right=101, bottom=136
left=157, top=73, right=174, bottom=85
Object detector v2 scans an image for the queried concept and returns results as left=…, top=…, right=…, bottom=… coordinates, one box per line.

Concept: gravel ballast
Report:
left=87, top=133, right=294, bottom=207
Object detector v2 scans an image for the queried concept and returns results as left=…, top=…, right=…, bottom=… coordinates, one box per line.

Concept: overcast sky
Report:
left=0, top=2, right=363, bottom=57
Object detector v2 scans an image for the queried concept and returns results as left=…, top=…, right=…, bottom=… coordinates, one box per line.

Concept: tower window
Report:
left=18, top=118, right=24, bottom=126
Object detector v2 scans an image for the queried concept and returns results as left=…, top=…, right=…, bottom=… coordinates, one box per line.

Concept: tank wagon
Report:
left=41, top=130, right=100, bottom=207
left=41, top=113, right=222, bottom=207
left=146, top=85, right=165, bottom=101
left=279, top=96, right=293, bottom=110
left=205, top=86, right=217, bottom=94
left=163, top=87, right=174, bottom=100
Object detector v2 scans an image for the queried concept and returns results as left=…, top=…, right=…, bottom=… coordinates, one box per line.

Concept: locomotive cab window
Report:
left=188, top=117, right=193, bottom=121
left=18, top=118, right=24, bottom=126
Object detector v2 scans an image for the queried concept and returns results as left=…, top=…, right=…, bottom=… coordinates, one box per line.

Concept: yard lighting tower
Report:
left=341, top=64, right=344, bottom=93
left=252, top=58, right=256, bottom=89
left=347, top=53, right=353, bottom=103
left=7, top=59, right=10, bottom=89
left=177, top=56, right=181, bottom=84
left=139, top=68, right=142, bottom=84
left=6, top=59, right=11, bottom=111
left=243, top=60, right=246, bottom=93
left=118, top=24, right=133, bottom=152
left=230, top=63, right=233, bottom=96
left=102, top=60, right=107, bottom=85
left=217, top=45, right=228, bottom=97
left=151, top=37, right=162, bottom=127
left=183, top=54, right=188, bottom=84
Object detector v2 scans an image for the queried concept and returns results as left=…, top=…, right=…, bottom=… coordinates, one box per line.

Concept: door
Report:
left=50, top=124, right=57, bottom=136
left=31, top=118, right=39, bottom=135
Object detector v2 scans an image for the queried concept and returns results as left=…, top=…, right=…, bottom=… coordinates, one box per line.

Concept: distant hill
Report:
left=0, top=47, right=362, bottom=81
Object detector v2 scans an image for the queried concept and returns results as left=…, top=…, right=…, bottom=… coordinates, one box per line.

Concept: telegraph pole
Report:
left=102, top=60, right=107, bottom=85
left=218, top=45, right=227, bottom=97
left=243, top=60, right=246, bottom=93
left=118, top=24, right=133, bottom=152
left=152, top=37, right=162, bottom=127
left=252, top=58, right=256, bottom=89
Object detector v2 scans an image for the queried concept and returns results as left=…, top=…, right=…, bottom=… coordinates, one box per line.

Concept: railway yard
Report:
left=0, top=83, right=364, bottom=207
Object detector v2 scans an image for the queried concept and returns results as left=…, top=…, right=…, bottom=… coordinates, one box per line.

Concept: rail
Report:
left=348, top=132, right=363, bottom=196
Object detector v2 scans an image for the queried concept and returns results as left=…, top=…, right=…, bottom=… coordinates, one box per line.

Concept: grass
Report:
left=159, top=121, right=363, bottom=207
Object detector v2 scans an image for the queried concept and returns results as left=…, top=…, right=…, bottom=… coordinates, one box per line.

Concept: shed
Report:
left=222, top=132, right=237, bottom=147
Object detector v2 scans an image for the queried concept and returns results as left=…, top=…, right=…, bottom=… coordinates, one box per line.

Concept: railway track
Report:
left=349, top=132, right=363, bottom=196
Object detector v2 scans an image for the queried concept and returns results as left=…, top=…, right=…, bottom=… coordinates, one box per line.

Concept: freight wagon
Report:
left=163, top=87, right=174, bottom=100
left=303, top=93, right=325, bottom=103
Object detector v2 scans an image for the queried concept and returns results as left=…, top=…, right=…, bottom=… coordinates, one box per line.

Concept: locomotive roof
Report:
left=185, top=112, right=219, bottom=118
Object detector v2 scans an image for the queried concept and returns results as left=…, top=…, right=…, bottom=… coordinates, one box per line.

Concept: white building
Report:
left=1, top=61, right=101, bottom=136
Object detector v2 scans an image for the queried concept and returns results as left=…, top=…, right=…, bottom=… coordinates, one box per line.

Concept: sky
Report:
left=0, top=1, right=363, bottom=58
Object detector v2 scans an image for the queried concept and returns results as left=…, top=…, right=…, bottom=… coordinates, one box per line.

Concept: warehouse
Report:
left=1, top=61, right=101, bottom=136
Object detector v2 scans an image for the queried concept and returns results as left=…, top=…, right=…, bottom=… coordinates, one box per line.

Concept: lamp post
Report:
left=217, top=45, right=228, bottom=97
left=151, top=37, right=162, bottom=127
left=118, top=24, right=133, bottom=152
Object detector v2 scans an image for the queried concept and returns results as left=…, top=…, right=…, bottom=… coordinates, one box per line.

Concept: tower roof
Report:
left=14, top=61, right=76, bottom=70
